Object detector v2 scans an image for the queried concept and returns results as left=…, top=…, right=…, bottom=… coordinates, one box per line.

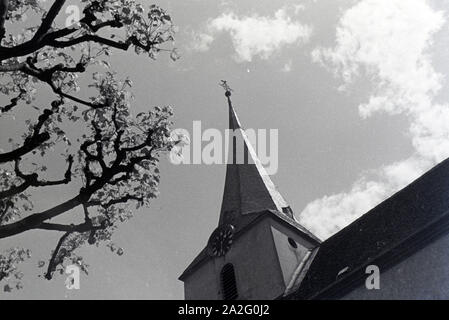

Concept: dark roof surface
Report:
left=288, top=157, right=449, bottom=299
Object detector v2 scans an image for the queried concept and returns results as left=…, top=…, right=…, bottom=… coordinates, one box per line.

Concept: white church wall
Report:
left=342, top=232, right=449, bottom=299
left=223, top=217, right=286, bottom=299
left=270, top=223, right=314, bottom=287
left=183, top=217, right=287, bottom=300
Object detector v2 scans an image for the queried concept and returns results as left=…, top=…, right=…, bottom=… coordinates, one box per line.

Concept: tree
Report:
left=0, top=0, right=180, bottom=291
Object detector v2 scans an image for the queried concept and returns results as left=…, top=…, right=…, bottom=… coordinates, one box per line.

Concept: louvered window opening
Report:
left=221, top=264, right=238, bottom=300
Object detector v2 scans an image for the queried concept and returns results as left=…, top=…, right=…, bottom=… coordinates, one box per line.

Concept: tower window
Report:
left=282, top=206, right=294, bottom=218
left=288, top=237, right=298, bottom=249
left=220, top=263, right=238, bottom=300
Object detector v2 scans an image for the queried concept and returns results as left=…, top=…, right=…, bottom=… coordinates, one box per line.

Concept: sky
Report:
left=2, top=0, right=449, bottom=299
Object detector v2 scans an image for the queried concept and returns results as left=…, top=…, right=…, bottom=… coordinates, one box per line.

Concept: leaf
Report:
left=170, top=48, right=180, bottom=61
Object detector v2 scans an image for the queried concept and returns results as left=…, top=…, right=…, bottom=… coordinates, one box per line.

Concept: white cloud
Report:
left=193, top=7, right=312, bottom=62
left=190, top=32, right=214, bottom=52
left=299, top=0, right=448, bottom=240
left=300, top=179, right=391, bottom=239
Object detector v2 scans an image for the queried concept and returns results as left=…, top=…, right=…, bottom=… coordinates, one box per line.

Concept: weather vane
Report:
left=219, top=80, right=233, bottom=97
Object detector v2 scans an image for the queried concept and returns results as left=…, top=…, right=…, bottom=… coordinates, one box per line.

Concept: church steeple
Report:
left=219, top=86, right=292, bottom=225
left=179, top=85, right=320, bottom=300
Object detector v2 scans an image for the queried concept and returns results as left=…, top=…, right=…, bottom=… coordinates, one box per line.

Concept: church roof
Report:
left=218, top=91, right=318, bottom=238
left=218, top=91, right=290, bottom=221
left=286, top=157, right=449, bottom=299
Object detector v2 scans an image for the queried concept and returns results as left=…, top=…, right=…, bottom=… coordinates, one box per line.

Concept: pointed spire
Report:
left=218, top=85, right=293, bottom=226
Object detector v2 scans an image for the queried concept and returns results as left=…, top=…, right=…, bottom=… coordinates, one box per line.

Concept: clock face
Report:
left=208, top=224, right=235, bottom=257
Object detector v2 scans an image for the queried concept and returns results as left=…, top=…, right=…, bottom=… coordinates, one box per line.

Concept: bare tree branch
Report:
left=32, top=0, right=67, bottom=42
left=44, top=230, right=70, bottom=280
left=0, top=132, right=50, bottom=163
left=0, top=195, right=83, bottom=239
left=0, top=99, right=63, bottom=163
left=37, top=221, right=105, bottom=233
left=0, top=156, right=73, bottom=200
left=0, top=88, right=26, bottom=113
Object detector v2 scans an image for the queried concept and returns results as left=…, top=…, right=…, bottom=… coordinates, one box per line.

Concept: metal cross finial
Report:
left=219, top=80, right=233, bottom=97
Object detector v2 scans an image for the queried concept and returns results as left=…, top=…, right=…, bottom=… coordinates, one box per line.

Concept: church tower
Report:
left=179, top=87, right=321, bottom=300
